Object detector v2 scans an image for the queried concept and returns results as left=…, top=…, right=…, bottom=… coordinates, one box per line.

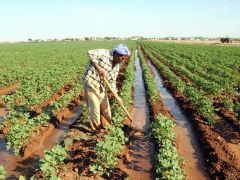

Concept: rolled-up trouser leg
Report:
left=84, top=86, right=101, bottom=130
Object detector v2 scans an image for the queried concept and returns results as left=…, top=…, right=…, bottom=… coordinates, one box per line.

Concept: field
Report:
left=0, top=41, right=239, bottom=179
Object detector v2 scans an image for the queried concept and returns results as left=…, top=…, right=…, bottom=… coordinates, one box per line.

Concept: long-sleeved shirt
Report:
left=82, top=49, right=119, bottom=92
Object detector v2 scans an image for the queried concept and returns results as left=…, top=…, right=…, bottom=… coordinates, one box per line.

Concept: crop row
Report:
left=145, top=45, right=222, bottom=95
left=142, top=42, right=240, bottom=122
left=138, top=48, right=185, bottom=179
left=144, top=42, right=240, bottom=96
left=141, top=46, right=216, bottom=124
left=4, top=80, right=83, bottom=154
left=144, top=42, right=239, bottom=78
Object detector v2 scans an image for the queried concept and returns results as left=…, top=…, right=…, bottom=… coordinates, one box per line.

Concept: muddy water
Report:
left=147, top=60, right=209, bottom=180
left=126, top=51, right=155, bottom=180
left=0, top=106, right=82, bottom=179
left=132, top=52, right=150, bottom=132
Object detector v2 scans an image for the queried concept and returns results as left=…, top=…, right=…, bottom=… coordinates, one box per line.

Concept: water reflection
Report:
left=133, top=51, right=150, bottom=132
left=147, top=60, right=210, bottom=180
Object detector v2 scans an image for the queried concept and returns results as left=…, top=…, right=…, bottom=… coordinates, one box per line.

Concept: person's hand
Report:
left=92, top=62, right=107, bottom=78
left=98, top=67, right=107, bottom=78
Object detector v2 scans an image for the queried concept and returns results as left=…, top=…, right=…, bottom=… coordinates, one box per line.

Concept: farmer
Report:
left=82, top=44, right=130, bottom=131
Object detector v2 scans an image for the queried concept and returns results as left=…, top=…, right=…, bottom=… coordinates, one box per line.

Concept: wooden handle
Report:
left=103, top=77, right=133, bottom=121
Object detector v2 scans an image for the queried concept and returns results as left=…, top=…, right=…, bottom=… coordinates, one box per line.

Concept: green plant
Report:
left=0, top=124, right=4, bottom=131
left=0, top=165, right=6, bottom=180
left=223, top=99, right=234, bottom=112
left=234, top=102, right=240, bottom=120
left=138, top=49, right=160, bottom=104
left=6, top=113, right=50, bottom=154
left=90, top=126, right=127, bottom=176
left=143, top=46, right=216, bottom=124
left=1, top=41, right=135, bottom=156
left=151, top=114, right=185, bottom=180
left=19, top=175, right=26, bottom=180
left=39, top=145, right=67, bottom=179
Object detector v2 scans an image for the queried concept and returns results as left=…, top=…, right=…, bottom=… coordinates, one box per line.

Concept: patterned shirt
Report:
left=82, top=49, right=119, bottom=92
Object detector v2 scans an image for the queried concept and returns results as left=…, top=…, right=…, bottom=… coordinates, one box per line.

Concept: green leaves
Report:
left=151, top=114, right=185, bottom=180
left=18, top=175, right=26, bottom=180
left=151, top=114, right=175, bottom=142
left=136, top=48, right=186, bottom=179
left=143, top=45, right=216, bottom=124
left=6, top=112, right=51, bottom=154
left=0, top=165, right=6, bottom=180
left=138, top=49, right=160, bottom=104
left=39, top=145, right=67, bottom=179
left=184, top=87, right=215, bottom=124
left=143, top=41, right=240, bottom=123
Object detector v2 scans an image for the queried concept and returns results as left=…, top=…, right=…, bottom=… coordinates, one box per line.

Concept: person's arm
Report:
left=91, top=61, right=107, bottom=78
left=88, top=50, right=107, bottom=78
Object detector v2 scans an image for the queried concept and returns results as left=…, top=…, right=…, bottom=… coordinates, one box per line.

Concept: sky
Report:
left=0, top=0, right=239, bottom=41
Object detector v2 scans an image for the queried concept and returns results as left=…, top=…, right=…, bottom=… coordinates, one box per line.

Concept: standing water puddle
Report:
left=147, top=60, right=209, bottom=180
left=126, top=51, right=155, bottom=179
left=0, top=106, right=82, bottom=179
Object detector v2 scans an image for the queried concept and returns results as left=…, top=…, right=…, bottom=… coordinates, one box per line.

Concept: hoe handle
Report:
left=103, top=77, right=133, bottom=121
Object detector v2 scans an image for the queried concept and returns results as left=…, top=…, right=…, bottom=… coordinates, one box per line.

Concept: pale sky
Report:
left=0, top=0, right=239, bottom=41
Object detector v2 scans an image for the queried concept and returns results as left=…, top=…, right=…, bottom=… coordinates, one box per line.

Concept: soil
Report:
left=33, top=113, right=106, bottom=180
left=0, top=84, right=17, bottom=96
left=117, top=135, right=155, bottom=180
left=143, top=49, right=240, bottom=179
left=215, top=102, right=240, bottom=132
left=53, top=108, right=134, bottom=178
left=22, top=124, right=55, bottom=157
left=0, top=108, right=6, bottom=117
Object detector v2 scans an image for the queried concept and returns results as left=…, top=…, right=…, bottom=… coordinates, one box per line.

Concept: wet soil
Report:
left=33, top=110, right=107, bottom=180
left=0, top=103, right=83, bottom=179
left=131, top=55, right=150, bottom=132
